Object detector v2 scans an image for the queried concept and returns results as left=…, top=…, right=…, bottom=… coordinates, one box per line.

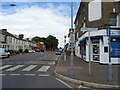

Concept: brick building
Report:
left=74, top=0, right=120, bottom=64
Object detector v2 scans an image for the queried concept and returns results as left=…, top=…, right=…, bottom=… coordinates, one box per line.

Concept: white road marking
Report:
left=39, top=74, right=50, bottom=77
left=9, top=74, right=20, bottom=76
left=48, top=62, right=55, bottom=65
left=38, top=65, right=50, bottom=72
left=22, top=65, right=37, bottom=72
left=0, top=74, right=6, bottom=76
left=56, top=78, right=72, bottom=88
left=0, top=65, right=12, bottom=71
left=5, top=65, right=24, bottom=72
left=24, top=74, right=35, bottom=76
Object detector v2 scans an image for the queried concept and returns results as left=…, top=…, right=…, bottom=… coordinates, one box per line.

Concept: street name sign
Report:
left=81, top=28, right=98, bottom=32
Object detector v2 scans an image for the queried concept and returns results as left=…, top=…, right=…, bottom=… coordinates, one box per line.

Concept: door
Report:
left=92, top=44, right=100, bottom=62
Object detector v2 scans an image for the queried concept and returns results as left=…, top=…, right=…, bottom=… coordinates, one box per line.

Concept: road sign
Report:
left=81, top=28, right=98, bottom=32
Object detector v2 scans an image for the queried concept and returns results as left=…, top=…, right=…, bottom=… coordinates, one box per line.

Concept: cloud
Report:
left=0, top=3, right=71, bottom=47
left=1, top=0, right=81, bottom=2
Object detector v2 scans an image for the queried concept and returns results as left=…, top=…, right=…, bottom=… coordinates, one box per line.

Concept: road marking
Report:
left=0, top=74, right=6, bottom=76
left=5, top=65, right=24, bottom=72
left=48, top=62, right=55, bottom=65
left=24, top=74, right=35, bottom=76
left=9, top=74, right=21, bottom=76
left=39, top=54, right=52, bottom=60
left=37, top=65, right=50, bottom=72
left=0, top=65, right=12, bottom=71
left=56, top=78, right=72, bottom=88
left=22, top=65, right=37, bottom=71
left=39, top=74, right=50, bottom=77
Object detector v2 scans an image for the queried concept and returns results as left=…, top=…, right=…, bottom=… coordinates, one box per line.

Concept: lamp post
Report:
left=107, top=27, right=112, bottom=82
left=70, top=0, right=74, bottom=75
left=64, top=35, right=67, bottom=62
left=1, top=4, right=16, bottom=6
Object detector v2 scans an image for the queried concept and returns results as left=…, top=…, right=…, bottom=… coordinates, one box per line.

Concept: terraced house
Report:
left=74, top=0, right=120, bottom=64
left=0, top=29, right=37, bottom=52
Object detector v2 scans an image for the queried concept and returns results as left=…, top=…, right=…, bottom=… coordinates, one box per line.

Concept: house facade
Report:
left=0, top=29, right=37, bottom=52
left=74, top=0, right=120, bottom=64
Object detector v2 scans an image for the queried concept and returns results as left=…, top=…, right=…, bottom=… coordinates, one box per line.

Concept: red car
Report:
left=34, top=49, right=40, bottom=52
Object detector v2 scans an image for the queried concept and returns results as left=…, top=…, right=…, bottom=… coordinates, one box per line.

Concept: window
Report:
left=117, top=14, right=120, bottom=26
left=109, top=13, right=117, bottom=26
left=104, top=47, right=108, bottom=53
left=111, top=38, right=120, bottom=42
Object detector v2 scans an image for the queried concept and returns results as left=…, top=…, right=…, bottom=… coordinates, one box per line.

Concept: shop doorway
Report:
left=92, top=44, right=100, bottom=62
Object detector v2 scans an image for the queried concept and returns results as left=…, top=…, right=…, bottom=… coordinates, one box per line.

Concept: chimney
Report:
left=26, top=38, right=29, bottom=40
left=2, top=29, right=7, bottom=32
left=19, top=34, right=24, bottom=40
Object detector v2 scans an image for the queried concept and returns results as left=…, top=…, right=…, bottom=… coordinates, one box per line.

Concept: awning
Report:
left=79, top=36, right=103, bottom=43
left=111, top=35, right=120, bottom=38
left=79, top=37, right=87, bottom=43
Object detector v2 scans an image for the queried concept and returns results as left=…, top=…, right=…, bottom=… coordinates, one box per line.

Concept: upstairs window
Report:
left=109, top=13, right=117, bottom=26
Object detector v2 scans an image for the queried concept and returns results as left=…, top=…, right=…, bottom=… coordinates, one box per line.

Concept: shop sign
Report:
left=110, top=30, right=120, bottom=35
left=111, top=42, right=120, bottom=57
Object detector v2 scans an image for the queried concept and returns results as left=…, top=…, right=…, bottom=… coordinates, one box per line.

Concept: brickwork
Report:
left=74, top=1, right=120, bottom=41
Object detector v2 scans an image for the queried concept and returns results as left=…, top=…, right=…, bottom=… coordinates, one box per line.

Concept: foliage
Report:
left=24, top=49, right=29, bottom=53
left=31, top=36, right=46, bottom=42
left=19, top=49, right=23, bottom=53
left=31, top=35, right=59, bottom=50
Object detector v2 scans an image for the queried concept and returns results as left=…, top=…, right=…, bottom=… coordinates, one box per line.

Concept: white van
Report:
left=0, top=48, right=10, bottom=58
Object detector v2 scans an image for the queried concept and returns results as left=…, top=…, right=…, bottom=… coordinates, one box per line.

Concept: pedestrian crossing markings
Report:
left=22, top=65, right=37, bottom=72
left=0, top=64, right=50, bottom=72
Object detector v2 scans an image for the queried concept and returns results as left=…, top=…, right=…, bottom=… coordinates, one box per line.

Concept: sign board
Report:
left=81, top=28, right=98, bottom=32
left=106, top=27, right=120, bottom=36
left=111, top=42, right=120, bottom=57
left=88, top=0, right=102, bottom=22
left=111, top=30, right=120, bottom=35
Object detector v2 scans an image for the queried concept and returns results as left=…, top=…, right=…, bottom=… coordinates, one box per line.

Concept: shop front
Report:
left=77, top=28, right=120, bottom=64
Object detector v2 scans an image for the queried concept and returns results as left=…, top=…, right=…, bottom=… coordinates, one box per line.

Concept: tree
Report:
left=31, top=35, right=59, bottom=51
left=31, top=36, right=41, bottom=42
left=45, top=35, right=59, bottom=50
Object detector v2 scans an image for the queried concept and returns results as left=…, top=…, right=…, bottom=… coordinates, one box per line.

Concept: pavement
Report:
left=54, top=53, right=120, bottom=89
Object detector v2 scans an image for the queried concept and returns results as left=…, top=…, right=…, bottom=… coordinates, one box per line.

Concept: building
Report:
left=74, top=0, right=120, bottom=64
left=37, top=42, right=46, bottom=51
left=0, top=29, right=37, bottom=52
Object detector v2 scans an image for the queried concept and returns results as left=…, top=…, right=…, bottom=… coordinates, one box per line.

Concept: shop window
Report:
left=111, top=38, right=120, bottom=42
left=92, top=39, right=99, bottom=43
left=104, top=47, right=108, bottom=53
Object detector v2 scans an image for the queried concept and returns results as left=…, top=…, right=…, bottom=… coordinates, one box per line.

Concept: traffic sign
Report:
left=81, top=28, right=98, bottom=32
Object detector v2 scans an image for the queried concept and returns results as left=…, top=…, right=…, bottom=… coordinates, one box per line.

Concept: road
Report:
left=0, top=51, right=73, bottom=89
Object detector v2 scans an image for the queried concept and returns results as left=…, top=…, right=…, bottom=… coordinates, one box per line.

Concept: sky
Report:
left=0, top=0, right=81, bottom=48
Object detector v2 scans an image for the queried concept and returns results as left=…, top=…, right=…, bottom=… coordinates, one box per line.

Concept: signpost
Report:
left=64, top=35, right=67, bottom=62
left=81, top=28, right=98, bottom=75
left=106, top=27, right=113, bottom=82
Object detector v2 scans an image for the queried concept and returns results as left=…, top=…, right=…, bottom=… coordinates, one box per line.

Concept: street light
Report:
left=70, top=0, right=74, bottom=75
left=64, top=35, right=67, bottom=62
left=1, top=4, right=16, bottom=6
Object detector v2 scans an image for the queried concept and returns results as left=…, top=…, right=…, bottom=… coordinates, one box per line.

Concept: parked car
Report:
left=29, top=50, right=35, bottom=53
left=0, top=48, right=10, bottom=58
left=55, top=50, right=62, bottom=55
left=34, top=49, right=40, bottom=52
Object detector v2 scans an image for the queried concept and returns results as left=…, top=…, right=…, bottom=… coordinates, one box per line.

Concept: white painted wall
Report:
left=100, top=36, right=109, bottom=64
left=88, top=0, right=102, bottom=22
